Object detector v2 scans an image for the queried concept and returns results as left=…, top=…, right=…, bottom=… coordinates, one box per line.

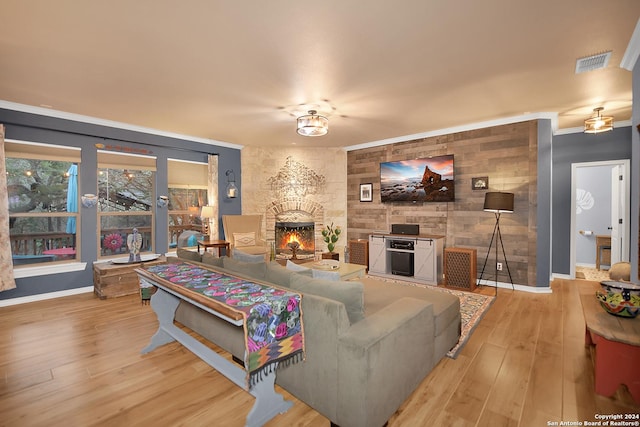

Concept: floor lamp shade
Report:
left=483, top=192, right=514, bottom=213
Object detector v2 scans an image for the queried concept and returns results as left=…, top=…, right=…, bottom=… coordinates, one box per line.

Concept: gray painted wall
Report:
left=632, top=59, right=640, bottom=284
left=537, top=120, right=552, bottom=286
left=0, top=108, right=242, bottom=300
left=552, top=127, right=632, bottom=275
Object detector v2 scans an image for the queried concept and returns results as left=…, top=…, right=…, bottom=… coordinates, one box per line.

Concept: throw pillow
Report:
left=286, top=260, right=313, bottom=277
left=232, top=248, right=265, bottom=263
left=290, top=274, right=365, bottom=324
left=223, top=256, right=267, bottom=280
left=233, top=232, right=256, bottom=248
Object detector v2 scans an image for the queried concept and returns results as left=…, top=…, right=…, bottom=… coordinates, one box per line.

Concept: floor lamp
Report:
left=479, top=192, right=515, bottom=293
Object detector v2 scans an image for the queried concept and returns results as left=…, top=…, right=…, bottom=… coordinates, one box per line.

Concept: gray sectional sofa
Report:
left=171, top=249, right=461, bottom=427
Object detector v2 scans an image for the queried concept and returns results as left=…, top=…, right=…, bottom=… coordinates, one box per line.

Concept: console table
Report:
left=136, top=264, right=301, bottom=426
left=368, top=233, right=444, bottom=285
left=580, top=292, right=640, bottom=403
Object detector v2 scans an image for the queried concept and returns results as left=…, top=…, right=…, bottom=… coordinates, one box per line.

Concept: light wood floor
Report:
left=1, top=279, right=638, bottom=427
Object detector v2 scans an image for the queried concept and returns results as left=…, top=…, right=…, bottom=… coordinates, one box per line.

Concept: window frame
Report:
left=97, top=150, right=156, bottom=260
left=6, top=139, right=82, bottom=269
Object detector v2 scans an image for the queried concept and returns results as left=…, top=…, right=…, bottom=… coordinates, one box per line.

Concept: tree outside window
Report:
left=7, top=154, right=79, bottom=265
left=97, top=167, right=154, bottom=258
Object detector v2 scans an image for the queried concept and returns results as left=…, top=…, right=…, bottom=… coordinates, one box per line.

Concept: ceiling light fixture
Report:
left=296, top=110, right=328, bottom=137
left=584, top=107, right=613, bottom=134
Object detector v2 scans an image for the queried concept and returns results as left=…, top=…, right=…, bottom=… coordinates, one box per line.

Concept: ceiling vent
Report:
left=575, top=51, right=612, bottom=74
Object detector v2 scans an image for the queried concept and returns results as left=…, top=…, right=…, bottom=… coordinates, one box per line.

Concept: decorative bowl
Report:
left=595, top=291, right=640, bottom=318
left=600, top=280, right=640, bottom=300
left=313, top=259, right=340, bottom=270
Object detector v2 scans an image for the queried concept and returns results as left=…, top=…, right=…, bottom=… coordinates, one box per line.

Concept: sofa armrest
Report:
left=336, top=297, right=436, bottom=427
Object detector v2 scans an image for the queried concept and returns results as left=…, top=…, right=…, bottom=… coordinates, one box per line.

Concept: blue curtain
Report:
left=66, top=164, right=78, bottom=234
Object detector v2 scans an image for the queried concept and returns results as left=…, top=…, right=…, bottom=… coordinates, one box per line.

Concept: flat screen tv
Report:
left=380, top=155, right=454, bottom=203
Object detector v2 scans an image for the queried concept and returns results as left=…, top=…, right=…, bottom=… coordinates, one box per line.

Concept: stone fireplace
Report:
left=266, top=199, right=324, bottom=260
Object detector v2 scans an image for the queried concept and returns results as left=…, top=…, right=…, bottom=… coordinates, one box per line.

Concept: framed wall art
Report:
left=360, top=183, right=373, bottom=202
left=471, top=176, right=488, bottom=190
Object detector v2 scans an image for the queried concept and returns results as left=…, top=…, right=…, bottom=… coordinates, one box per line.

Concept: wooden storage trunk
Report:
left=93, top=256, right=166, bottom=299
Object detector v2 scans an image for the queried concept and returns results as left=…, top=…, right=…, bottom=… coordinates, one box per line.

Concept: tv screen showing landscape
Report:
left=380, top=155, right=455, bottom=202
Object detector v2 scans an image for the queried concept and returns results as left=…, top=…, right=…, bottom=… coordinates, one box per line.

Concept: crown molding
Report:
left=344, top=112, right=558, bottom=152
left=0, top=100, right=243, bottom=150
left=621, top=17, right=640, bottom=71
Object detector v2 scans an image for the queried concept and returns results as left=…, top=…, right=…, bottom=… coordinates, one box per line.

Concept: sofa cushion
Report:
left=290, top=274, right=365, bottom=324
left=233, top=231, right=256, bottom=247
left=232, top=248, right=265, bottom=263
left=222, top=256, right=267, bottom=280
left=360, top=277, right=459, bottom=336
left=265, top=261, right=296, bottom=288
left=176, top=247, right=202, bottom=263
left=312, top=269, right=341, bottom=281
left=201, top=252, right=224, bottom=267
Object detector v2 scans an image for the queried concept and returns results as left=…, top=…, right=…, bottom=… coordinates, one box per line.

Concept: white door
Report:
left=413, top=239, right=435, bottom=282
left=570, top=159, right=630, bottom=279
left=368, top=235, right=386, bottom=274
left=610, top=164, right=629, bottom=264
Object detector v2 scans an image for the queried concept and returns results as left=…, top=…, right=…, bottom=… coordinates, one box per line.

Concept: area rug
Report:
left=365, top=275, right=495, bottom=359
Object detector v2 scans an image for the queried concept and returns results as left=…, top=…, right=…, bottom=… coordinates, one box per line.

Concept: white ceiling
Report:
left=1, top=1, right=639, bottom=148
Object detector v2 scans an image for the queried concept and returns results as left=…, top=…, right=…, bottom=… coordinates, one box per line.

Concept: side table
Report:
left=197, top=239, right=230, bottom=256
left=579, top=293, right=640, bottom=403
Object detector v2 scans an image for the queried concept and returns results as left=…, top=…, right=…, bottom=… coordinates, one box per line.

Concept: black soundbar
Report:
left=391, top=224, right=419, bottom=235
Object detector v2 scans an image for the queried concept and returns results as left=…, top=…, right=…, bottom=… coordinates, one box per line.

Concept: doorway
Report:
left=570, top=160, right=630, bottom=279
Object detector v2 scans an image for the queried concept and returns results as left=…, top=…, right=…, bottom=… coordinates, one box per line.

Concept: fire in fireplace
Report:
left=275, top=221, right=315, bottom=259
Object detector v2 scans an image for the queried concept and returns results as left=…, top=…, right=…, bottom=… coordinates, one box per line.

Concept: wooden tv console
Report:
left=368, top=233, right=444, bottom=285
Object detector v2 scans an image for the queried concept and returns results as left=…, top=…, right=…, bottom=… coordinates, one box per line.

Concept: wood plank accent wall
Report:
left=347, top=120, right=539, bottom=287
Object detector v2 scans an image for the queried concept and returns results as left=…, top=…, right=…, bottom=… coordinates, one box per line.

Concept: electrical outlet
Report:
left=496, top=262, right=503, bottom=271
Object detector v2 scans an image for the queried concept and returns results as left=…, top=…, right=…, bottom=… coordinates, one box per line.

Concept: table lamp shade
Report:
left=483, top=192, right=514, bottom=213
left=200, top=205, right=215, bottom=218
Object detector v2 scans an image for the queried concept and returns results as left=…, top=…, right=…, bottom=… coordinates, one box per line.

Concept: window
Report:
left=6, top=140, right=81, bottom=266
left=97, top=151, right=155, bottom=258
left=167, top=159, right=209, bottom=248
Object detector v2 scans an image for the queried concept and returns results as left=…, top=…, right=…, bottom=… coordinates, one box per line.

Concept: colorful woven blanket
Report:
left=143, top=262, right=304, bottom=388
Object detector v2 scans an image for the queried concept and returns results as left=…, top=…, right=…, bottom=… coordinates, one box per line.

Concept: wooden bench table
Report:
left=579, top=293, right=640, bottom=403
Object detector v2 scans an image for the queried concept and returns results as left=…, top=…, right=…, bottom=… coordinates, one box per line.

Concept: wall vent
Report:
left=575, top=51, right=612, bottom=74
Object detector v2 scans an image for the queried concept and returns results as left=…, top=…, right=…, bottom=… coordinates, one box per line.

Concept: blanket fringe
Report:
left=248, top=350, right=304, bottom=389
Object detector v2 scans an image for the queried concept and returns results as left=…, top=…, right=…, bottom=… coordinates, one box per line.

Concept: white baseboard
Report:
left=477, top=279, right=553, bottom=294
left=0, top=286, right=94, bottom=307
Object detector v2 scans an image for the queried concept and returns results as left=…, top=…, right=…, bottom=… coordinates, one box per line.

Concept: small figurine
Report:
left=127, top=228, right=142, bottom=262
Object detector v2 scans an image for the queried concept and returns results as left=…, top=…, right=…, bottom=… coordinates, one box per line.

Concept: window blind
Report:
left=97, top=150, right=156, bottom=171
left=5, top=139, right=81, bottom=162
